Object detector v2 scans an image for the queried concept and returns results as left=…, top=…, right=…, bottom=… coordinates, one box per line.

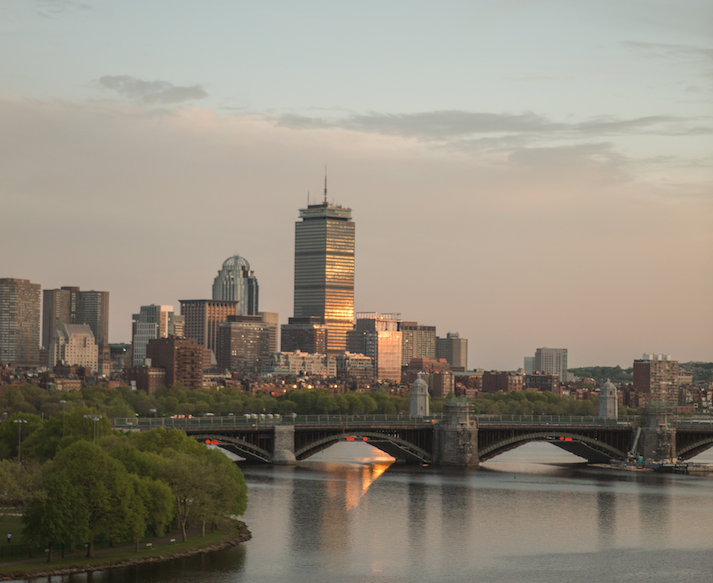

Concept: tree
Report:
left=159, top=451, right=209, bottom=541
left=22, top=472, right=89, bottom=561
left=53, top=441, right=133, bottom=557
left=0, top=412, right=42, bottom=459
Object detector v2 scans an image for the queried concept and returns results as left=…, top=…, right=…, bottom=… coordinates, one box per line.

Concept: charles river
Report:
left=18, top=444, right=713, bottom=583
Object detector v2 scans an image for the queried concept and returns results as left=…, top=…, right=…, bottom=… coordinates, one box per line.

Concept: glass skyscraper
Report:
left=212, top=255, right=259, bottom=316
left=294, top=201, right=355, bottom=355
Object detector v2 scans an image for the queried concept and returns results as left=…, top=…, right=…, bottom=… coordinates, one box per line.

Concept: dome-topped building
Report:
left=410, top=374, right=430, bottom=418
left=212, top=255, right=259, bottom=316
left=598, top=379, right=618, bottom=420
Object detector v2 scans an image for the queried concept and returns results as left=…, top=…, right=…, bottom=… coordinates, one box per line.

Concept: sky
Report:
left=1, top=0, right=711, bottom=370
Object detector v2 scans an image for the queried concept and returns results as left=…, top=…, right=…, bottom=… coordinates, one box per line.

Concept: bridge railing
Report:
left=111, top=413, right=674, bottom=430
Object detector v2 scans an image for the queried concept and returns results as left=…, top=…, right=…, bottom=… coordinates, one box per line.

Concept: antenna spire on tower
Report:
left=324, top=166, right=328, bottom=204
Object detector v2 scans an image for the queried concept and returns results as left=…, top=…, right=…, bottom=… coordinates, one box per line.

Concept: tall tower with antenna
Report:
left=290, top=176, right=354, bottom=355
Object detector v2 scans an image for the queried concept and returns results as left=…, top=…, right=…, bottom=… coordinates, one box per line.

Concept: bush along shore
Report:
left=0, top=520, right=251, bottom=581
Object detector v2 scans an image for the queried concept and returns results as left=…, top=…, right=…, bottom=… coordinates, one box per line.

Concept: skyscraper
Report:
left=533, top=347, right=568, bottom=381
left=212, top=255, right=259, bottom=316
left=179, top=299, right=238, bottom=356
left=42, top=287, right=109, bottom=372
left=293, top=192, right=355, bottom=355
left=436, top=332, right=468, bottom=371
left=0, top=278, right=41, bottom=366
left=399, top=321, right=436, bottom=365
left=131, top=305, right=177, bottom=366
left=633, top=353, right=679, bottom=410
left=347, top=313, right=402, bottom=382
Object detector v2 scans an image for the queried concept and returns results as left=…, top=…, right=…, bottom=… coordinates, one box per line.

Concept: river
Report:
left=14, top=444, right=713, bottom=583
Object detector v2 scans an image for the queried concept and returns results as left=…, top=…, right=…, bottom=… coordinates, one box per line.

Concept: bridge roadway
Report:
left=113, top=414, right=713, bottom=465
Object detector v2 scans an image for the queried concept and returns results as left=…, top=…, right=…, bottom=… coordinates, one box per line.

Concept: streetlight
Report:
left=13, top=419, right=27, bottom=464
left=83, top=414, right=102, bottom=445
left=59, top=400, right=66, bottom=438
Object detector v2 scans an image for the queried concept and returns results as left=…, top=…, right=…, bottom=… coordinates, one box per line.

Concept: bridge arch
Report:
left=479, top=431, right=627, bottom=463
left=295, top=431, right=432, bottom=464
left=192, top=433, right=272, bottom=463
left=677, top=436, right=713, bottom=460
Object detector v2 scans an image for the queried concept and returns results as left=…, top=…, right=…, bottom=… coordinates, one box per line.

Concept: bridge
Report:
left=113, top=408, right=713, bottom=466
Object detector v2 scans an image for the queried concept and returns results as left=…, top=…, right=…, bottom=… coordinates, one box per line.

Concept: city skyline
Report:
left=1, top=1, right=710, bottom=370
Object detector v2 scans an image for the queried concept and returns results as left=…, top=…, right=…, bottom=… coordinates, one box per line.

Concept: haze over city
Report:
left=1, top=0, right=711, bottom=369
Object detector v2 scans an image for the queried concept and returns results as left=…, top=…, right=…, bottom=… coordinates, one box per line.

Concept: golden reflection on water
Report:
left=316, top=460, right=394, bottom=511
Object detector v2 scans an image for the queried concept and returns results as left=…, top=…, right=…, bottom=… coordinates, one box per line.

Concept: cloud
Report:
left=274, top=110, right=712, bottom=146
left=97, top=76, right=208, bottom=104
left=34, top=0, right=91, bottom=17
left=623, top=41, right=713, bottom=79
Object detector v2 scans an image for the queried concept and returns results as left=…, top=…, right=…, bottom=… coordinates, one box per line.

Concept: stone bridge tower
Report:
left=434, top=400, right=479, bottom=466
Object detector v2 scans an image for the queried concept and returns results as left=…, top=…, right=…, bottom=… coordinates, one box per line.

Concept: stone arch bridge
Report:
left=115, top=411, right=713, bottom=466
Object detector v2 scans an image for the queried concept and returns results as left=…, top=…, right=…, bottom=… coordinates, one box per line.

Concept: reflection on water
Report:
left=17, top=441, right=713, bottom=583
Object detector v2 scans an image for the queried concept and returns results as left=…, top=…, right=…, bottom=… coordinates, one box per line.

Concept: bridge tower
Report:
left=640, top=409, right=676, bottom=460
left=434, top=401, right=479, bottom=466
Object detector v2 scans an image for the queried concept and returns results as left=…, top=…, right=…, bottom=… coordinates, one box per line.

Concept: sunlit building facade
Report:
left=294, top=200, right=354, bottom=355
left=347, top=313, right=402, bottom=382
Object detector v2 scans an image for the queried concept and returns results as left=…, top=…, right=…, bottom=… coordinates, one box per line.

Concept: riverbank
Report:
left=0, top=522, right=251, bottom=581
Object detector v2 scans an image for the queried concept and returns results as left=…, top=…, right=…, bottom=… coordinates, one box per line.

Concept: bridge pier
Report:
left=434, top=402, right=479, bottom=467
left=640, top=410, right=676, bottom=461
left=273, top=425, right=297, bottom=465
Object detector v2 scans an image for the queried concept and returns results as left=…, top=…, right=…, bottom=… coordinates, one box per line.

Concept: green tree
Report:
left=22, top=472, right=89, bottom=561
left=53, top=441, right=133, bottom=557
left=0, top=412, right=42, bottom=460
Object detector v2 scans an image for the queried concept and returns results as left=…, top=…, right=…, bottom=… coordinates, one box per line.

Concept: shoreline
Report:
left=0, top=523, right=251, bottom=582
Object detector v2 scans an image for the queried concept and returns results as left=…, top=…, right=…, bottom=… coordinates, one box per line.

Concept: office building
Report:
left=335, top=352, right=374, bottom=380
left=524, top=372, right=560, bottom=394
left=280, top=316, right=328, bottom=354
left=216, top=313, right=278, bottom=373
left=131, top=305, right=177, bottom=366
left=42, top=287, right=109, bottom=373
left=399, top=321, right=436, bottom=365
left=125, top=365, right=166, bottom=395
left=212, top=255, right=259, bottom=316
left=179, top=299, right=238, bottom=358
left=146, top=337, right=203, bottom=390
left=347, top=313, right=402, bottom=382
left=524, top=356, right=535, bottom=375
left=482, top=371, right=524, bottom=393
left=633, top=354, right=679, bottom=410
left=0, top=278, right=41, bottom=366
left=293, top=196, right=355, bottom=355
left=436, top=332, right=468, bottom=371
left=267, top=351, right=336, bottom=377
left=533, top=347, right=569, bottom=382
left=49, top=323, right=98, bottom=372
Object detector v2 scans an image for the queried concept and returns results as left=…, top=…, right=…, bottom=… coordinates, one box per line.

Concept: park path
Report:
left=1, top=525, right=205, bottom=568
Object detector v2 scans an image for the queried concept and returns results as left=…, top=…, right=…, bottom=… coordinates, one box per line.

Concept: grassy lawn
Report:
left=0, top=521, right=248, bottom=580
left=0, top=516, right=23, bottom=545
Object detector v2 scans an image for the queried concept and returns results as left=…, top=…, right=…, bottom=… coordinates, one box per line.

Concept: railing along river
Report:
left=112, top=413, right=713, bottom=430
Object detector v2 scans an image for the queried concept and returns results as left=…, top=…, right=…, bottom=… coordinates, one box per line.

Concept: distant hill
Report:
left=682, top=362, right=713, bottom=383
left=567, top=366, right=632, bottom=381
left=569, top=362, right=713, bottom=383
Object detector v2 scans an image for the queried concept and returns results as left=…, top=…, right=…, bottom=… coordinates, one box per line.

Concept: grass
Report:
left=0, top=516, right=23, bottom=545
left=0, top=521, right=248, bottom=580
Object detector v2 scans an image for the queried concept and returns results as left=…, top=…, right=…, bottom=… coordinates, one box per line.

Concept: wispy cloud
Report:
left=98, top=76, right=208, bottom=105
left=34, top=0, right=91, bottom=18
left=623, top=41, right=713, bottom=78
left=274, top=110, right=712, bottom=144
